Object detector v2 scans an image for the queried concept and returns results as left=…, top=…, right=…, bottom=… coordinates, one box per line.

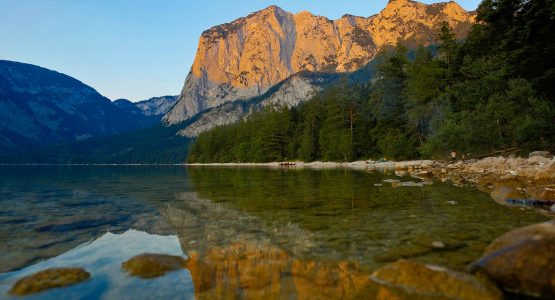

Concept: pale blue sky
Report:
left=0, top=0, right=481, bottom=101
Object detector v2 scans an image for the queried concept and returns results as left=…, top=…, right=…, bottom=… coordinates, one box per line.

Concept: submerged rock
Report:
left=470, top=220, right=555, bottom=299
left=490, top=185, right=555, bottom=209
left=490, top=186, right=527, bottom=205
left=370, top=260, right=502, bottom=300
left=432, top=241, right=446, bottom=249
left=122, top=253, right=187, bottom=279
left=528, top=186, right=555, bottom=202
left=10, top=268, right=90, bottom=295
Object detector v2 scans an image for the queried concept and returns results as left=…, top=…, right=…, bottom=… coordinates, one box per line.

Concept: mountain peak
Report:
left=386, top=0, right=414, bottom=6
left=261, top=5, right=280, bottom=11
left=164, top=0, right=476, bottom=125
left=252, top=5, right=286, bottom=16
left=383, top=0, right=419, bottom=11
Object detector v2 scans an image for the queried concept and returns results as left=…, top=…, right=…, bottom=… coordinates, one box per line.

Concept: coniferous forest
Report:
left=188, top=0, right=555, bottom=163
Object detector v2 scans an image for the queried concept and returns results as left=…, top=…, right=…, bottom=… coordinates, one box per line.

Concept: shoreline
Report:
left=184, top=160, right=435, bottom=170
left=187, top=155, right=555, bottom=212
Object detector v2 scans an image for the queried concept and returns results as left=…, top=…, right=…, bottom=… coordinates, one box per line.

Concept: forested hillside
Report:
left=188, top=0, right=555, bottom=163
left=0, top=125, right=191, bottom=164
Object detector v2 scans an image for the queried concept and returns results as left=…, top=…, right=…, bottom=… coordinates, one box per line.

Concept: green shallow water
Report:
left=0, top=166, right=550, bottom=299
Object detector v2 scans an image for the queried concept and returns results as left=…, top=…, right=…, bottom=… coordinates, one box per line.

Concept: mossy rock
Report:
left=122, top=253, right=187, bottom=279
left=10, top=267, right=90, bottom=295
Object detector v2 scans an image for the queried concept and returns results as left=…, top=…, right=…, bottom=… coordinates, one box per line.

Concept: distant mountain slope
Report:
left=164, top=0, right=475, bottom=125
left=0, top=60, right=159, bottom=150
left=0, top=124, right=191, bottom=164
left=114, top=95, right=178, bottom=118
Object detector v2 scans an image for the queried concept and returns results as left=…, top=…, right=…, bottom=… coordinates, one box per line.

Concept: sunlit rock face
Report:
left=164, top=0, right=475, bottom=124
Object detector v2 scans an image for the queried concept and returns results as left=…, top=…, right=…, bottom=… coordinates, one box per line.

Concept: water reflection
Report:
left=162, top=193, right=375, bottom=299
left=0, top=166, right=550, bottom=299
left=185, top=167, right=549, bottom=270
left=0, top=166, right=186, bottom=272
left=0, top=230, right=194, bottom=300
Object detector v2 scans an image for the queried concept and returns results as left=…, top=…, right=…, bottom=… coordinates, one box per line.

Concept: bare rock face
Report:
left=177, top=73, right=324, bottom=137
left=163, top=0, right=475, bottom=125
left=134, top=95, right=179, bottom=117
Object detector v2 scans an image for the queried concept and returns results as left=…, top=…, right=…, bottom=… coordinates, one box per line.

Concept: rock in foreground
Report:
left=10, top=268, right=90, bottom=295
left=122, top=253, right=187, bottom=279
left=470, top=220, right=555, bottom=299
left=370, top=259, right=502, bottom=300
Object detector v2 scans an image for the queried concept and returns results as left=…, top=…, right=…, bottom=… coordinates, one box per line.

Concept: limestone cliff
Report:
left=164, top=0, right=475, bottom=125
left=177, top=73, right=331, bottom=137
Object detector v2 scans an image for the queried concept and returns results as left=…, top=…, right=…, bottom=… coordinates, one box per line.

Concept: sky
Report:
left=0, top=0, right=481, bottom=101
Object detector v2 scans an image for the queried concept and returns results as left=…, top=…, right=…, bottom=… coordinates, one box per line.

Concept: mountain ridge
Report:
left=114, top=95, right=179, bottom=117
left=163, top=0, right=475, bottom=125
left=0, top=60, right=160, bottom=149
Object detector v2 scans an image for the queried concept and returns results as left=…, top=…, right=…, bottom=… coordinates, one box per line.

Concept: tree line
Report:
left=188, top=0, right=555, bottom=163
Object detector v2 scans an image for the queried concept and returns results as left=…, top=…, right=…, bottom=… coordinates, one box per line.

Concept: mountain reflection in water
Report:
left=0, top=166, right=550, bottom=299
left=0, top=230, right=194, bottom=300
left=162, top=192, right=375, bottom=299
left=1, top=193, right=375, bottom=299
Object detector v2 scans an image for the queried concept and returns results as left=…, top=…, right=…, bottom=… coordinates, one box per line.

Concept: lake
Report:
left=0, top=166, right=549, bottom=299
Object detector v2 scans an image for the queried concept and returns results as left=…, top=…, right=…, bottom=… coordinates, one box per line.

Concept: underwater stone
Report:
left=10, top=268, right=90, bottom=295
left=122, top=253, right=187, bottom=279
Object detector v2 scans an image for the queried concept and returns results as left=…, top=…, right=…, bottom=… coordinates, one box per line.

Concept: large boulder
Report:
left=470, top=220, right=555, bottom=299
left=122, top=253, right=187, bottom=279
left=370, top=260, right=502, bottom=300
left=10, top=268, right=90, bottom=295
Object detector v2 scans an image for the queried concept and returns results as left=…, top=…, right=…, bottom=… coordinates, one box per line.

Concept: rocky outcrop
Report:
left=470, top=221, right=555, bottom=299
left=164, top=0, right=476, bottom=125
